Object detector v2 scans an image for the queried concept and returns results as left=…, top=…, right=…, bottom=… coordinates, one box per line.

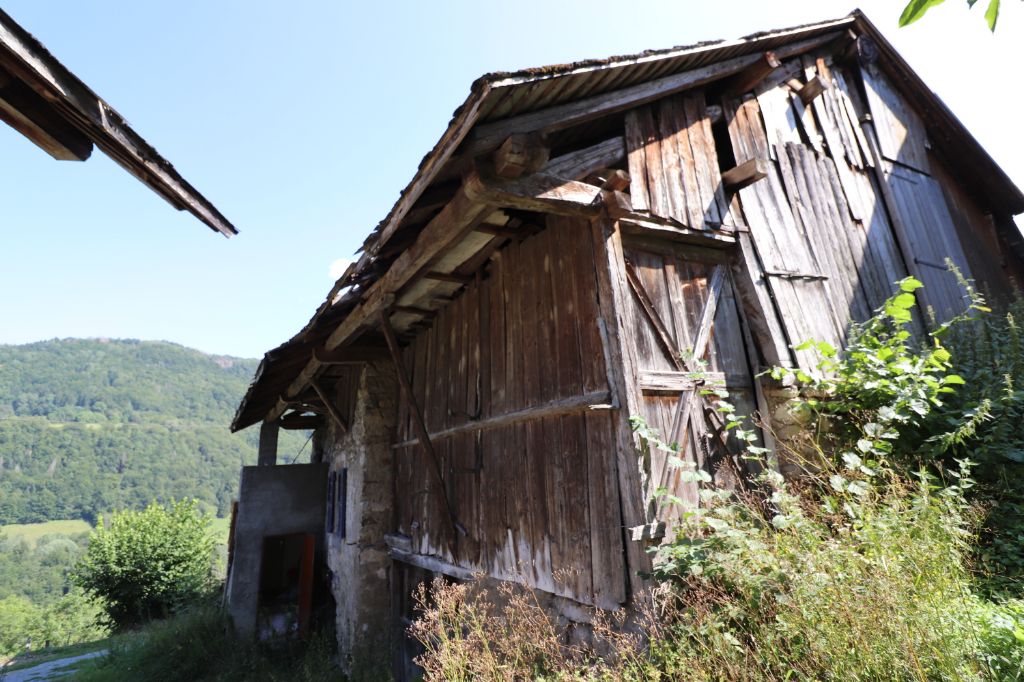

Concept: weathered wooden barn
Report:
left=228, top=11, right=1024, bottom=676
left=0, top=8, right=235, bottom=236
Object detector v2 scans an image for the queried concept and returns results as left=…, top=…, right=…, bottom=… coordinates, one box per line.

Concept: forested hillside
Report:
left=0, top=339, right=307, bottom=524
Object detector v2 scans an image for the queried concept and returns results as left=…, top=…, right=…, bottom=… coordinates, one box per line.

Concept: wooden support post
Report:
left=257, top=420, right=279, bottom=466
left=492, top=133, right=550, bottom=178
left=721, top=51, right=781, bottom=96
left=590, top=212, right=653, bottom=602
left=379, top=311, right=466, bottom=538
left=721, top=158, right=769, bottom=192
left=310, top=378, right=349, bottom=434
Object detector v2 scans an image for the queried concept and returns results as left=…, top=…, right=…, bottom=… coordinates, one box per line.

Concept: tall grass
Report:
left=408, top=282, right=1024, bottom=681
left=72, top=607, right=342, bottom=682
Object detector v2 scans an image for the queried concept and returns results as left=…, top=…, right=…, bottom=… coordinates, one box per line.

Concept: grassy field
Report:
left=0, top=519, right=92, bottom=544
left=2, top=517, right=230, bottom=546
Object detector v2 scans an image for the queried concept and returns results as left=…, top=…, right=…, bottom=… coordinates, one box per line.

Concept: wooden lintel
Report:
left=424, top=271, right=473, bottom=285
left=389, top=548, right=478, bottom=582
left=464, top=169, right=603, bottom=217
left=475, top=223, right=522, bottom=238
left=618, top=214, right=737, bottom=250
left=721, top=158, right=769, bottom=192
left=313, top=344, right=388, bottom=364
left=492, top=133, right=550, bottom=178
left=796, top=75, right=827, bottom=104
left=721, top=51, right=781, bottom=96
left=310, top=378, right=349, bottom=434
left=393, top=304, right=436, bottom=318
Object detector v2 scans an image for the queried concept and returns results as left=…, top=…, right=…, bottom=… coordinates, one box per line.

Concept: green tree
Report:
left=72, top=500, right=216, bottom=629
left=900, top=0, right=1019, bottom=31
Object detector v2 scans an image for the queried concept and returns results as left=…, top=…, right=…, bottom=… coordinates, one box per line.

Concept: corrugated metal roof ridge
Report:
left=480, top=14, right=857, bottom=89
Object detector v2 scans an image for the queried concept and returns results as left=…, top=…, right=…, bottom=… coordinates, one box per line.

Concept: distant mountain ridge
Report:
left=0, top=339, right=306, bottom=524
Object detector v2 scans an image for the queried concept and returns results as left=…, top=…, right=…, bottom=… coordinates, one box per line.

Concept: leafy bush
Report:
left=72, top=500, right=216, bottom=629
left=0, top=590, right=106, bottom=659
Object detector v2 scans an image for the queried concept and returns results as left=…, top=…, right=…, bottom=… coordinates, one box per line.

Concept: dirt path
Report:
left=1, top=650, right=106, bottom=681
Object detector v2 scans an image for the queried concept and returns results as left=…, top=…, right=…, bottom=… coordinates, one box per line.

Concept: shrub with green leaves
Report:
left=72, top=500, right=216, bottom=629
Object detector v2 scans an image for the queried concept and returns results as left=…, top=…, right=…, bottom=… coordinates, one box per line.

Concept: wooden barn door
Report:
left=621, top=239, right=760, bottom=522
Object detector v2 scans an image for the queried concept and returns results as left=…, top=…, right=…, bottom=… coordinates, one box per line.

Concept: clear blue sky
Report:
left=1, top=0, right=1021, bottom=359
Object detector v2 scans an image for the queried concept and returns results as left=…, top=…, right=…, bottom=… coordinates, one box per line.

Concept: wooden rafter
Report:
left=310, top=378, right=348, bottom=434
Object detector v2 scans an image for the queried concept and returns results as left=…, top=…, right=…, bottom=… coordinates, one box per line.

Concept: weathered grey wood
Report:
left=721, top=158, right=769, bottom=192
left=463, top=169, right=602, bottom=216
left=461, top=32, right=843, bottom=157
left=624, top=259, right=686, bottom=372
left=542, top=136, right=626, bottom=180
left=619, top=215, right=736, bottom=250
left=322, top=187, right=494, bottom=354
left=389, top=390, right=612, bottom=449
left=590, top=213, right=652, bottom=601
left=257, top=420, right=279, bottom=466
left=640, top=370, right=725, bottom=393
left=380, top=311, right=464, bottom=538
left=389, top=548, right=479, bottom=582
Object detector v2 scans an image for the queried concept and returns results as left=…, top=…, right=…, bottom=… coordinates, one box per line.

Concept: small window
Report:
left=325, top=470, right=336, bottom=533
left=336, top=468, right=348, bottom=539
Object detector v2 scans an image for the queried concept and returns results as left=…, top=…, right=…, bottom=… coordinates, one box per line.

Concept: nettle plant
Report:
left=636, top=276, right=989, bottom=578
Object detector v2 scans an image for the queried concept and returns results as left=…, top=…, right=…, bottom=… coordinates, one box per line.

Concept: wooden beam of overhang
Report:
left=264, top=186, right=496, bottom=423
left=459, top=30, right=846, bottom=158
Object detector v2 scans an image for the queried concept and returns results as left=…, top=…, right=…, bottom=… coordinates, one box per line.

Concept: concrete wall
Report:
left=320, top=360, right=397, bottom=675
left=226, top=462, right=327, bottom=637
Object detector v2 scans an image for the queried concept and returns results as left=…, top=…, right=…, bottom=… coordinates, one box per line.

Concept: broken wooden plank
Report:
left=721, top=158, right=769, bottom=192
left=640, top=370, right=726, bottom=393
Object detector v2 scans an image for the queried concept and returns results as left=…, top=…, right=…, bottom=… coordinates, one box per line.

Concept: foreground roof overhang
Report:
left=0, top=9, right=236, bottom=237
left=231, top=10, right=1024, bottom=431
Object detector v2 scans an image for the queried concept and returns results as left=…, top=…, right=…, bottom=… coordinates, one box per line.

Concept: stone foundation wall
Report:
left=319, top=360, right=398, bottom=674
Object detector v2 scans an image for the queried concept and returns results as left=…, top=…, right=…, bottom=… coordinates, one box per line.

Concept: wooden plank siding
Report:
left=393, top=218, right=627, bottom=608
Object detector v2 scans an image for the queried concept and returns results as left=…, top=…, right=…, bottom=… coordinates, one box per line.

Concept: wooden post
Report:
left=257, top=420, right=279, bottom=466
left=589, top=211, right=653, bottom=602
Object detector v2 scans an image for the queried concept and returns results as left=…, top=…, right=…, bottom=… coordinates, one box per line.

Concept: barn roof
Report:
left=231, top=10, right=1024, bottom=431
left=0, top=9, right=236, bottom=237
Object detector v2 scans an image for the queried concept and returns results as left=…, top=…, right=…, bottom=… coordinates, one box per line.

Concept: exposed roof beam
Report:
left=460, top=31, right=844, bottom=159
